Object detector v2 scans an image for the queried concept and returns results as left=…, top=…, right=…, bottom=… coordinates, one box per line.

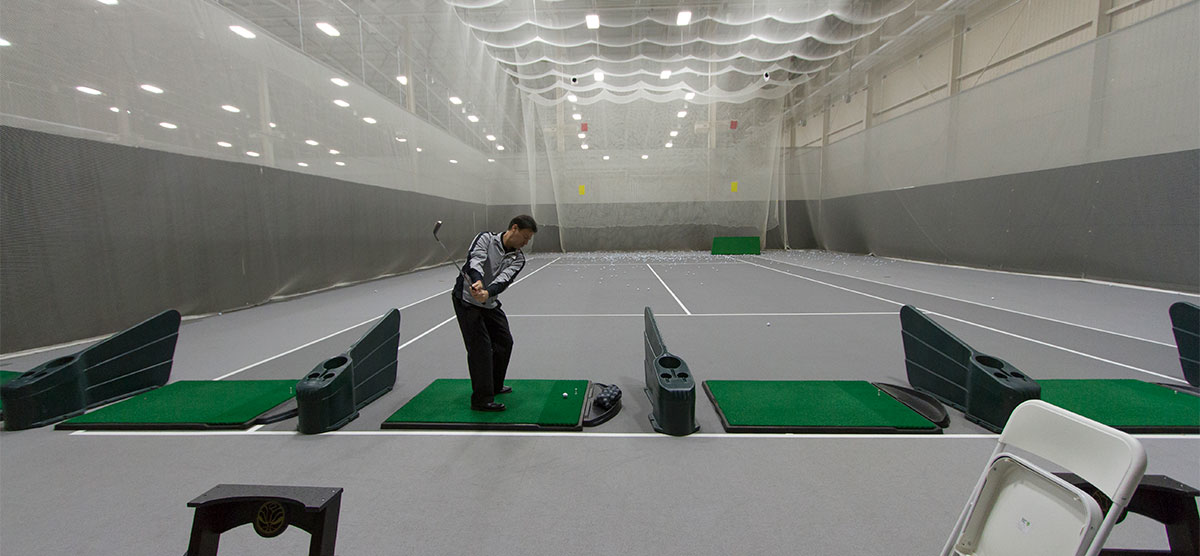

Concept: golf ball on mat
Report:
left=562, top=392, right=569, bottom=398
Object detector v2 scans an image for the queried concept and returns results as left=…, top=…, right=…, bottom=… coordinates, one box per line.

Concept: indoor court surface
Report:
left=2, top=250, right=1197, bottom=555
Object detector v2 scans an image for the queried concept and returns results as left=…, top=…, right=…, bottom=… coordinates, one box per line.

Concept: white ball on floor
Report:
left=766, top=322, right=771, bottom=327
left=562, top=392, right=568, bottom=398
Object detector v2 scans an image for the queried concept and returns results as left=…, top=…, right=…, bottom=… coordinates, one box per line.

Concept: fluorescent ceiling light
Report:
left=684, top=92, right=695, bottom=100
left=140, top=84, right=163, bottom=94
left=305, top=139, right=319, bottom=146
left=677, top=111, right=687, bottom=118
left=396, top=75, right=407, bottom=85
left=486, top=134, right=496, bottom=141
left=335, top=161, right=346, bottom=166
left=396, top=137, right=407, bottom=142
left=676, top=11, right=691, bottom=25
left=449, top=96, right=462, bottom=105
left=585, top=14, right=599, bottom=29
left=315, top=22, right=340, bottom=37
left=333, top=99, right=350, bottom=107
left=362, top=117, right=377, bottom=124
left=268, top=122, right=276, bottom=128
left=641, top=154, right=649, bottom=159
left=229, top=25, right=255, bottom=39
left=496, top=145, right=505, bottom=151
left=602, top=155, right=610, bottom=160
left=330, top=77, right=349, bottom=87
left=246, top=151, right=261, bottom=157
left=487, top=158, right=495, bottom=162
left=0, top=38, right=11, bottom=47
left=96, top=0, right=118, bottom=5
left=572, top=113, right=582, bottom=121
left=329, top=149, right=340, bottom=154
left=567, top=94, right=578, bottom=103
left=670, top=130, right=679, bottom=137
left=578, top=133, right=586, bottom=139
left=109, top=106, right=120, bottom=113
left=467, top=115, right=479, bottom=123
left=297, top=162, right=308, bottom=167
left=660, top=70, right=671, bottom=80
left=593, top=71, right=604, bottom=82
left=415, top=147, right=422, bottom=152
left=76, top=86, right=102, bottom=95
left=665, top=142, right=673, bottom=148
left=221, top=104, right=240, bottom=113
left=581, top=144, right=589, bottom=150
left=158, top=122, right=177, bottom=129
left=449, top=159, right=458, bottom=164
left=217, top=141, right=232, bottom=148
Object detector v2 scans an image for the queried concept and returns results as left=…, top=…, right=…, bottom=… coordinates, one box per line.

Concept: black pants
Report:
left=452, top=296, right=513, bottom=406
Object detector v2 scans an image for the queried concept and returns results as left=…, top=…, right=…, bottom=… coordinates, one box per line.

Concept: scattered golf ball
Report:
left=562, top=392, right=569, bottom=398
left=766, top=322, right=771, bottom=327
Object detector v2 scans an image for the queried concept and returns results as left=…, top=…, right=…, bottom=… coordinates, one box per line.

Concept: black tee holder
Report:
left=297, top=309, right=400, bottom=434
left=899, top=305, right=1040, bottom=432
left=184, top=484, right=342, bottom=556
left=643, top=307, right=698, bottom=436
left=1, top=309, right=180, bottom=431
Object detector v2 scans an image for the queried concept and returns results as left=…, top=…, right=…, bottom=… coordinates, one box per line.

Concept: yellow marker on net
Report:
left=579, top=185, right=585, bottom=195
left=731, top=181, right=738, bottom=192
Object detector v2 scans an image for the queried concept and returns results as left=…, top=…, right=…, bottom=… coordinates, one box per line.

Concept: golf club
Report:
left=433, top=221, right=477, bottom=292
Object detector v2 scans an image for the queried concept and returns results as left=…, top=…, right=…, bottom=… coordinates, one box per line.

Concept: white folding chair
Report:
left=942, top=399, right=1147, bottom=556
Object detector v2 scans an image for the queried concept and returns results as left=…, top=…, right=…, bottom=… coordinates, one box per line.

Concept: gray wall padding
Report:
left=0, top=126, right=484, bottom=353
left=791, top=149, right=1199, bottom=291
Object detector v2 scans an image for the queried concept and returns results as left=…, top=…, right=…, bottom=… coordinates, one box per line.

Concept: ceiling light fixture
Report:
left=578, top=133, right=586, bottom=139
left=449, top=96, right=462, bottom=105
left=158, top=122, right=177, bottom=129
left=467, top=115, right=479, bottom=123
left=269, top=122, right=276, bottom=128
left=496, top=145, right=505, bottom=151
left=329, top=149, right=340, bottom=155
left=362, top=117, right=377, bottom=124
left=333, top=99, right=349, bottom=107
left=660, top=70, right=671, bottom=80
left=246, top=151, right=261, bottom=157
left=396, top=75, right=407, bottom=85
left=96, top=0, right=118, bottom=5
left=0, top=38, right=10, bottom=47
left=487, top=158, right=495, bottom=162
left=603, top=155, right=610, bottom=160
left=676, top=11, right=692, bottom=26
left=581, top=144, right=589, bottom=150
left=415, top=147, right=422, bottom=152
left=670, top=130, right=678, bottom=137
left=485, top=134, right=496, bottom=141
left=221, top=104, right=240, bottom=113
left=641, top=154, right=649, bottom=159
left=217, top=141, right=232, bottom=148
left=572, top=113, right=582, bottom=121
left=229, top=25, right=256, bottom=39
left=677, top=110, right=687, bottom=118
left=449, top=159, right=458, bottom=164
left=594, top=71, right=604, bottom=82
left=140, top=84, right=163, bottom=94
left=109, top=106, right=120, bottom=113
left=335, top=161, right=345, bottom=166
left=665, top=142, right=673, bottom=148
left=76, top=86, right=102, bottom=95
left=567, top=94, right=578, bottom=103
left=315, top=22, right=340, bottom=37
left=330, top=77, right=349, bottom=87
left=297, top=162, right=308, bottom=167
left=305, top=139, right=319, bottom=146
left=395, top=137, right=407, bottom=142
left=585, top=14, right=599, bottom=29
left=684, top=92, right=695, bottom=100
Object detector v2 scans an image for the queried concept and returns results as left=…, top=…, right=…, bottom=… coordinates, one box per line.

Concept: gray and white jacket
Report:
left=454, top=231, right=526, bottom=309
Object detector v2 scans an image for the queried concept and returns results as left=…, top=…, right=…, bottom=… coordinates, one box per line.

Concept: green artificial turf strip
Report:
left=385, top=379, right=587, bottom=426
left=711, top=236, right=760, bottom=255
left=62, top=380, right=297, bottom=425
left=1039, top=379, right=1199, bottom=429
left=0, top=370, right=22, bottom=414
left=705, top=380, right=938, bottom=429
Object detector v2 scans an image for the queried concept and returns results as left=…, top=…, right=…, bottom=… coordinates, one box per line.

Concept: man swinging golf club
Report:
left=438, top=215, right=537, bottom=411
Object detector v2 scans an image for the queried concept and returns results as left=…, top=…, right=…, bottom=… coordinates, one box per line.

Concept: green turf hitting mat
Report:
left=55, top=380, right=297, bottom=430
left=0, top=370, right=21, bottom=418
left=711, top=236, right=760, bottom=255
left=1038, top=379, right=1199, bottom=433
left=704, top=380, right=941, bottom=433
left=383, top=379, right=589, bottom=431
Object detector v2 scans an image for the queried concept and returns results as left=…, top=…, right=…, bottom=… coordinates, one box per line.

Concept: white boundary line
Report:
left=397, top=317, right=455, bottom=351
left=734, top=258, right=1186, bottom=384
left=64, top=429, right=1200, bottom=440
left=893, top=255, right=1200, bottom=296
left=505, top=312, right=894, bottom=318
left=737, top=259, right=901, bottom=307
left=646, top=264, right=691, bottom=315
left=756, top=254, right=1175, bottom=347
left=212, top=257, right=560, bottom=381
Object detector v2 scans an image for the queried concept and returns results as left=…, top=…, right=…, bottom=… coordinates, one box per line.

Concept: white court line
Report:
left=647, top=264, right=691, bottom=315
left=212, top=257, right=559, bottom=380
left=737, top=259, right=901, bottom=307
left=63, top=429, right=1200, bottom=440
left=756, top=254, right=1175, bottom=347
left=506, top=312, right=894, bottom=318
left=734, top=258, right=1187, bottom=384
left=896, top=255, right=1200, bottom=296
left=398, top=317, right=455, bottom=351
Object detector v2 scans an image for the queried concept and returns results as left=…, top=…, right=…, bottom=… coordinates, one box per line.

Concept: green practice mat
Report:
left=704, top=380, right=941, bottom=433
left=711, top=236, right=760, bottom=255
left=1039, top=379, right=1199, bottom=433
left=383, top=379, right=589, bottom=431
left=0, top=370, right=22, bottom=417
left=55, top=380, right=297, bottom=430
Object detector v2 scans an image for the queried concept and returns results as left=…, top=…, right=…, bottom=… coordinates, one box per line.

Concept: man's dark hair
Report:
left=509, top=214, right=537, bottom=233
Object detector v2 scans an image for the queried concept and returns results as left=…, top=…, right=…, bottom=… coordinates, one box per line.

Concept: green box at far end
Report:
left=712, top=236, right=760, bottom=255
